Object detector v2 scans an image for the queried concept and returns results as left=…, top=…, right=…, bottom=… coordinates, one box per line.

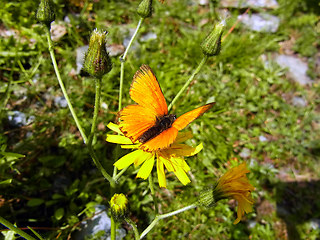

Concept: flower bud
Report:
left=137, top=0, right=153, bottom=18
left=83, top=29, right=112, bottom=78
left=109, top=193, right=129, bottom=221
left=36, top=0, right=55, bottom=27
left=198, top=186, right=215, bottom=208
left=201, top=20, right=225, bottom=57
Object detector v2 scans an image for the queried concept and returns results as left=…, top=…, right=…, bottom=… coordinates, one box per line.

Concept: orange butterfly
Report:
left=119, top=65, right=214, bottom=152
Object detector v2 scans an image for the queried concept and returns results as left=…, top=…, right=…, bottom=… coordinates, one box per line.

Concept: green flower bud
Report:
left=198, top=186, right=215, bottom=208
left=110, top=193, right=129, bottom=221
left=36, top=0, right=55, bottom=27
left=201, top=20, right=225, bottom=57
left=83, top=29, right=112, bottom=78
left=137, top=0, right=153, bottom=18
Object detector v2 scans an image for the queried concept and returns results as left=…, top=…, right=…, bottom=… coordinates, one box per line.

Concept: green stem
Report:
left=114, top=18, right=144, bottom=177
left=27, top=226, right=44, bottom=240
left=88, top=78, right=101, bottom=146
left=139, top=203, right=197, bottom=239
left=45, top=25, right=115, bottom=186
left=87, top=77, right=115, bottom=186
left=111, top=215, right=116, bottom=240
left=0, top=216, right=36, bottom=240
left=44, top=26, right=87, bottom=143
left=148, top=174, right=158, bottom=215
left=118, top=17, right=144, bottom=112
left=113, top=166, right=129, bottom=182
left=167, top=56, right=208, bottom=112
left=125, top=217, right=140, bottom=240
left=87, top=136, right=115, bottom=186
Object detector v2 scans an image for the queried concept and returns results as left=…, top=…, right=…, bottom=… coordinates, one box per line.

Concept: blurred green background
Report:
left=0, top=0, right=319, bottom=239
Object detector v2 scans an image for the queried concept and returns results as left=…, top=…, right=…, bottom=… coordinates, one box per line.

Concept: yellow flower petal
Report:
left=106, top=134, right=133, bottom=144
left=121, top=144, right=139, bottom=149
left=175, top=131, right=193, bottom=143
left=134, top=151, right=153, bottom=166
left=114, top=150, right=145, bottom=169
left=160, top=155, right=175, bottom=172
left=167, top=143, right=203, bottom=157
left=136, top=156, right=155, bottom=179
left=213, top=162, right=254, bottom=224
left=156, top=158, right=166, bottom=188
left=174, top=166, right=191, bottom=185
left=107, top=122, right=122, bottom=134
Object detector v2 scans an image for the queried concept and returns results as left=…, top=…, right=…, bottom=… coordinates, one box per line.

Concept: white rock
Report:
left=221, top=0, right=279, bottom=9
left=76, top=45, right=89, bottom=74
left=240, top=148, right=251, bottom=158
left=75, top=205, right=126, bottom=240
left=275, top=55, right=313, bottom=86
left=259, top=135, right=268, bottom=142
left=140, top=32, right=157, bottom=42
left=292, top=96, right=307, bottom=107
left=239, top=13, right=280, bottom=33
left=54, top=96, right=68, bottom=108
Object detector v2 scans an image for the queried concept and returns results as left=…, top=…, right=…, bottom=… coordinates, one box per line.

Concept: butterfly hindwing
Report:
left=140, top=127, right=178, bottom=152
left=172, top=102, right=215, bottom=131
left=119, top=105, right=156, bottom=142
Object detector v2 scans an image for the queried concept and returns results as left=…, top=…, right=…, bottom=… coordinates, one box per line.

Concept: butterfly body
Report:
left=139, top=114, right=176, bottom=143
left=119, top=64, right=214, bottom=152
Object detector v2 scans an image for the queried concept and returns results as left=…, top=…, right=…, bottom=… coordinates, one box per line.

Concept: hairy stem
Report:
left=45, top=26, right=114, bottom=186
left=140, top=204, right=198, bottom=239
left=114, top=18, right=144, bottom=178
left=148, top=174, right=159, bottom=215
left=125, top=217, right=140, bottom=240
left=111, top=215, right=116, bottom=240
left=168, top=56, right=208, bottom=112
left=45, top=27, right=87, bottom=143
left=0, top=216, right=36, bottom=240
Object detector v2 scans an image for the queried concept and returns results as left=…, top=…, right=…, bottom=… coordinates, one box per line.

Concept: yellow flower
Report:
left=106, top=122, right=202, bottom=188
left=198, top=162, right=254, bottom=224
left=109, top=193, right=129, bottom=220
left=215, top=162, right=254, bottom=224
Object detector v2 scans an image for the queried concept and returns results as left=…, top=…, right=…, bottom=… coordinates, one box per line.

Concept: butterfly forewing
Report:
left=130, top=65, right=168, bottom=117
left=172, top=102, right=215, bottom=130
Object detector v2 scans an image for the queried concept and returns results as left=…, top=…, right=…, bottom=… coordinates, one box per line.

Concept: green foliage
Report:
left=0, top=0, right=319, bottom=239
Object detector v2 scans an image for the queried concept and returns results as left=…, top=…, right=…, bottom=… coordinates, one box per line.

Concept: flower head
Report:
left=109, top=193, right=129, bottom=221
left=198, top=162, right=254, bottom=224
left=106, top=122, right=202, bottom=188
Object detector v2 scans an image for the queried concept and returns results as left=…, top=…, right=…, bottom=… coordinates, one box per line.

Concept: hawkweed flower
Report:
left=110, top=193, right=129, bottom=221
left=83, top=29, right=112, bottom=78
left=106, top=122, right=203, bottom=188
left=198, top=162, right=254, bottom=224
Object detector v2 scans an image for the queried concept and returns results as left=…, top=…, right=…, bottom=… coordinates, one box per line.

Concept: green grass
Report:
left=0, top=0, right=319, bottom=239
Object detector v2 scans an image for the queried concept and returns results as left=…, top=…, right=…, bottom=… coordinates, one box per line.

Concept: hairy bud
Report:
left=83, top=29, right=112, bottom=78
left=36, top=0, right=55, bottom=27
left=137, top=0, right=153, bottom=18
left=201, top=20, right=225, bottom=57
